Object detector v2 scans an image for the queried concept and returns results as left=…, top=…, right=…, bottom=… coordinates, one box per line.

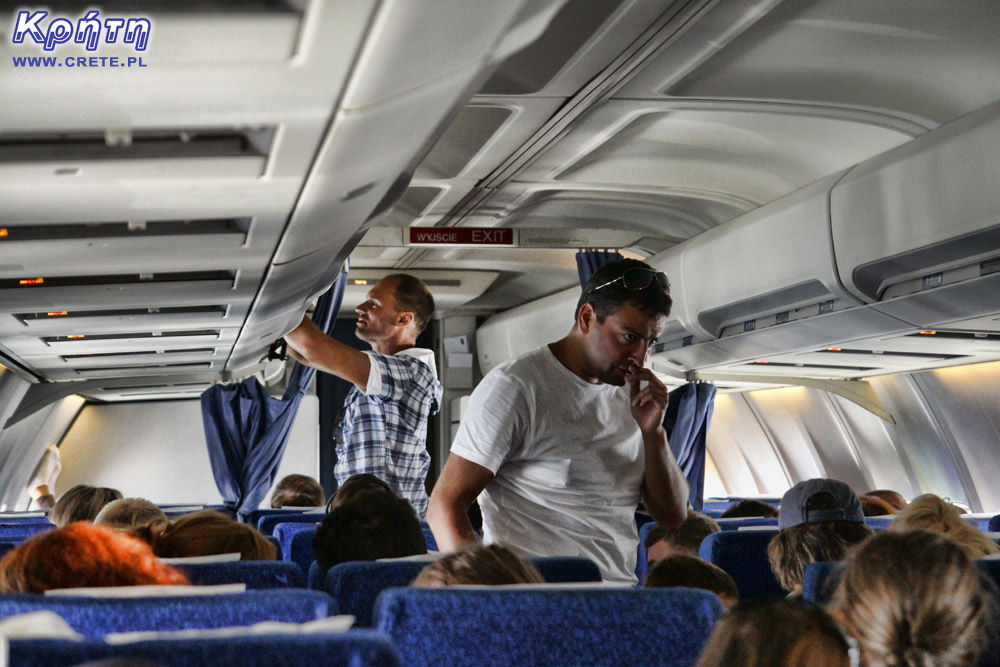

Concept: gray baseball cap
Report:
left=778, top=478, right=865, bottom=531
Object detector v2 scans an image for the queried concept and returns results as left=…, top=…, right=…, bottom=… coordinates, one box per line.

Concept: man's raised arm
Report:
left=284, top=316, right=372, bottom=392
left=426, top=453, right=495, bottom=552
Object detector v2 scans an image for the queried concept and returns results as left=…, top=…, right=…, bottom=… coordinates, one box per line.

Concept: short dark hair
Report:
left=644, top=512, right=720, bottom=557
left=383, top=273, right=434, bottom=333
left=720, top=499, right=780, bottom=519
left=327, top=473, right=394, bottom=513
left=270, top=474, right=325, bottom=508
left=313, top=487, right=426, bottom=570
left=644, top=553, right=739, bottom=603
left=574, top=259, right=672, bottom=323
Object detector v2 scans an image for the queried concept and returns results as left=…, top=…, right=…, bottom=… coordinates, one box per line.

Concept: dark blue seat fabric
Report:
left=245, top=508, right=310, bottom=533
left=864, top=516, right=894, bottom=530
left=375, top=587, right=724, bottom=667
left=0, top=589, right=334, bottom=638
left=0, top=514, right=51, bottom=524
left=0, top=541, right=17, bottom=558
left=966, top=515, right=993, bottom=531
left=258, top=512, right=321, bottom=536
left=421, top=522, right=438, bottom=551
left=8, top=631, right=400, bottom=667
left=715, top=517, right=779, bottom=531
left=636, top=520, right=657, bottom=584
left=273, top=523, right=319, bottom=573
left=990, top=515, right=1000, bottom=533
left=0, top=521, right=54, bottom=541
left=173, top=560, right=306, bottom=589
left=315, top=556, right=603, bottom=627
left=699, top=529, right=784, bottom=598
left=801, top=561, right=846, bottom=604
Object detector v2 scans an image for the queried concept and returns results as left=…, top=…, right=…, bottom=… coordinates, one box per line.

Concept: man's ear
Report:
left=396, top=311, right=414, bottom=328
left=578, top=303, right=596, bottom=334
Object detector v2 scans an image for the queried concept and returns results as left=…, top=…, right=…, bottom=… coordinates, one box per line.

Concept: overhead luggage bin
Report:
left=674, top=171, right=862, bottom=342
left=831, top=101, right=1000, bottom=328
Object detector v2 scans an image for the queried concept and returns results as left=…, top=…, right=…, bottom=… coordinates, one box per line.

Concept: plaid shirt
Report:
left=335, top=349, right=442, bottom=517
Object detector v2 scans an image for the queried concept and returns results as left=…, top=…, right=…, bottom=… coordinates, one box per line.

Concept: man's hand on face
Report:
left=625, top=362, right=670, bottom=437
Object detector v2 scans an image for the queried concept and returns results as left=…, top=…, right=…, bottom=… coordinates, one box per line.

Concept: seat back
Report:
left=317, top=556, right=603, bottom=627
left=258, top=512, right=321, bottom=536
left=801, top=561, right=847, bottom=604
left=274, top=522, right=319, bottom=573
left=636, top=520, right=657, bottom=583
left=699, top=529, right=784, bottom=598
left=8, top=631, right=400, bottom=667
left=173, top=560, right=306, bottom=589
left=863, top=516, right=894, bottom=530
left=989, top=514, right=1000, bottom=533
left=0, top=521, right=54, bottom=541
left=0, top=589, right=333, bottom=638
left=420, top=522, right=438, bottom=551
left=375, top=587, right=724, bottom=667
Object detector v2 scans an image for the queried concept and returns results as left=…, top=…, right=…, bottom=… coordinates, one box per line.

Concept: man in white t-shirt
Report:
left=285, top=274, right=442, bottom=517
left=426, top=259, right=688, bottom=584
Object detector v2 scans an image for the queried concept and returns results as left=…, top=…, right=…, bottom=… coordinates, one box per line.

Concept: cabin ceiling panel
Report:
left=489, top=186, right=736, bottom=240
left=529, top=106, right=912, bottom=209
left=621, top=0, right=1000, bottom=128
left=415, top=99, right=567, bottom=181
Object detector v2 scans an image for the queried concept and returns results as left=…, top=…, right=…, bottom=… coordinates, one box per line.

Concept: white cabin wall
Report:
left=57, top=396, right=319, bottom=507
left=708, top=361, right=1000, bottom=513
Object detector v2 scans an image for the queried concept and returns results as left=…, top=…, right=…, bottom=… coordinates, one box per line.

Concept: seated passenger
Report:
left=859, top=494, right=896, bottom=516
left=696, top=597, right=852, bottom=667
left=131, top=510, right=276, bottom=561
left=50, top=484, right=123, bottom=527
left=864, top=489, right=907, bottom=513
left=326, top=473, right=394, bottom=512
left=0, top=523, right=189, bottom=592
left=834, top=529, right=990, bottom=667
left=94, top=498, right=168, bottom=530
left=313, top=485, right=426, bottom=569
left=270, top=474, right=325, bottom=508
left=890, top=493, right=999, bottom=558
left=767, top=478, right=872, bottom=595
left=643, top=554, right=738, bottom=608
left=645, top=512, right=720, bottom=568
left=720, top=499, right=779, bottom=519
left=412, top=544, right=543, bottom=587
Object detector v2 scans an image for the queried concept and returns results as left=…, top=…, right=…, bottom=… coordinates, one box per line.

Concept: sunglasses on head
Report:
left=588, top=267, right=670, bottom=296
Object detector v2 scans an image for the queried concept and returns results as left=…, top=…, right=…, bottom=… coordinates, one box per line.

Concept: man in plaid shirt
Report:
left=285, top=274, right=442, bottom=517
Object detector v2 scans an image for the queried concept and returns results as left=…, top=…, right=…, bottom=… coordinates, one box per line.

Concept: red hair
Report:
left=0, top=522, right=189, bottom=593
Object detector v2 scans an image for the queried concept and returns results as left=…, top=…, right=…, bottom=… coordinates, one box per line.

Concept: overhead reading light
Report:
left=0, top=228, right=7, bottom=238
left=46, top=311, right=68, bottom=317
left=352, top=279, right=369, bottom=286
left=66, top=335, right=85, bottom=339
left=19, top=278, right=44, bottom=285
left=826, top=348, right=842, bottom=352
left=919, top=331, right=937, bottom=335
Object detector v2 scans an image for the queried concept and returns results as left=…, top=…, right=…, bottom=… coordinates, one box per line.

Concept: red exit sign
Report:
left=408, top=227, right=514, bottom=246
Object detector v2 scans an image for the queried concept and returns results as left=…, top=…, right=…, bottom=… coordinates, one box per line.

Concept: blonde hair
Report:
left=696, top=597, right=850, bottom=667
left=835, top=529, right=989, bottom=667
left=50, top=485, right=122, bottom=527
left=413, top=544, right=544, bottom=587
left=890, top=494, right=998, bottom=559
left=131, top=510, right=276, bottom=561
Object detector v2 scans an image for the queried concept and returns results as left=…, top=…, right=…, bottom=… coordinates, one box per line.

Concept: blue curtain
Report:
left=576, top=250, right=624, bottom=287
left=201, top=270, right=348, bottom=518
left=664, top=383, right=717, bottom=511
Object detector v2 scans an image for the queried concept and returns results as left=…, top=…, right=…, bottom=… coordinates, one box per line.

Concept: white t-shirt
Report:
left=450, top=345, right=644, bottom=585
